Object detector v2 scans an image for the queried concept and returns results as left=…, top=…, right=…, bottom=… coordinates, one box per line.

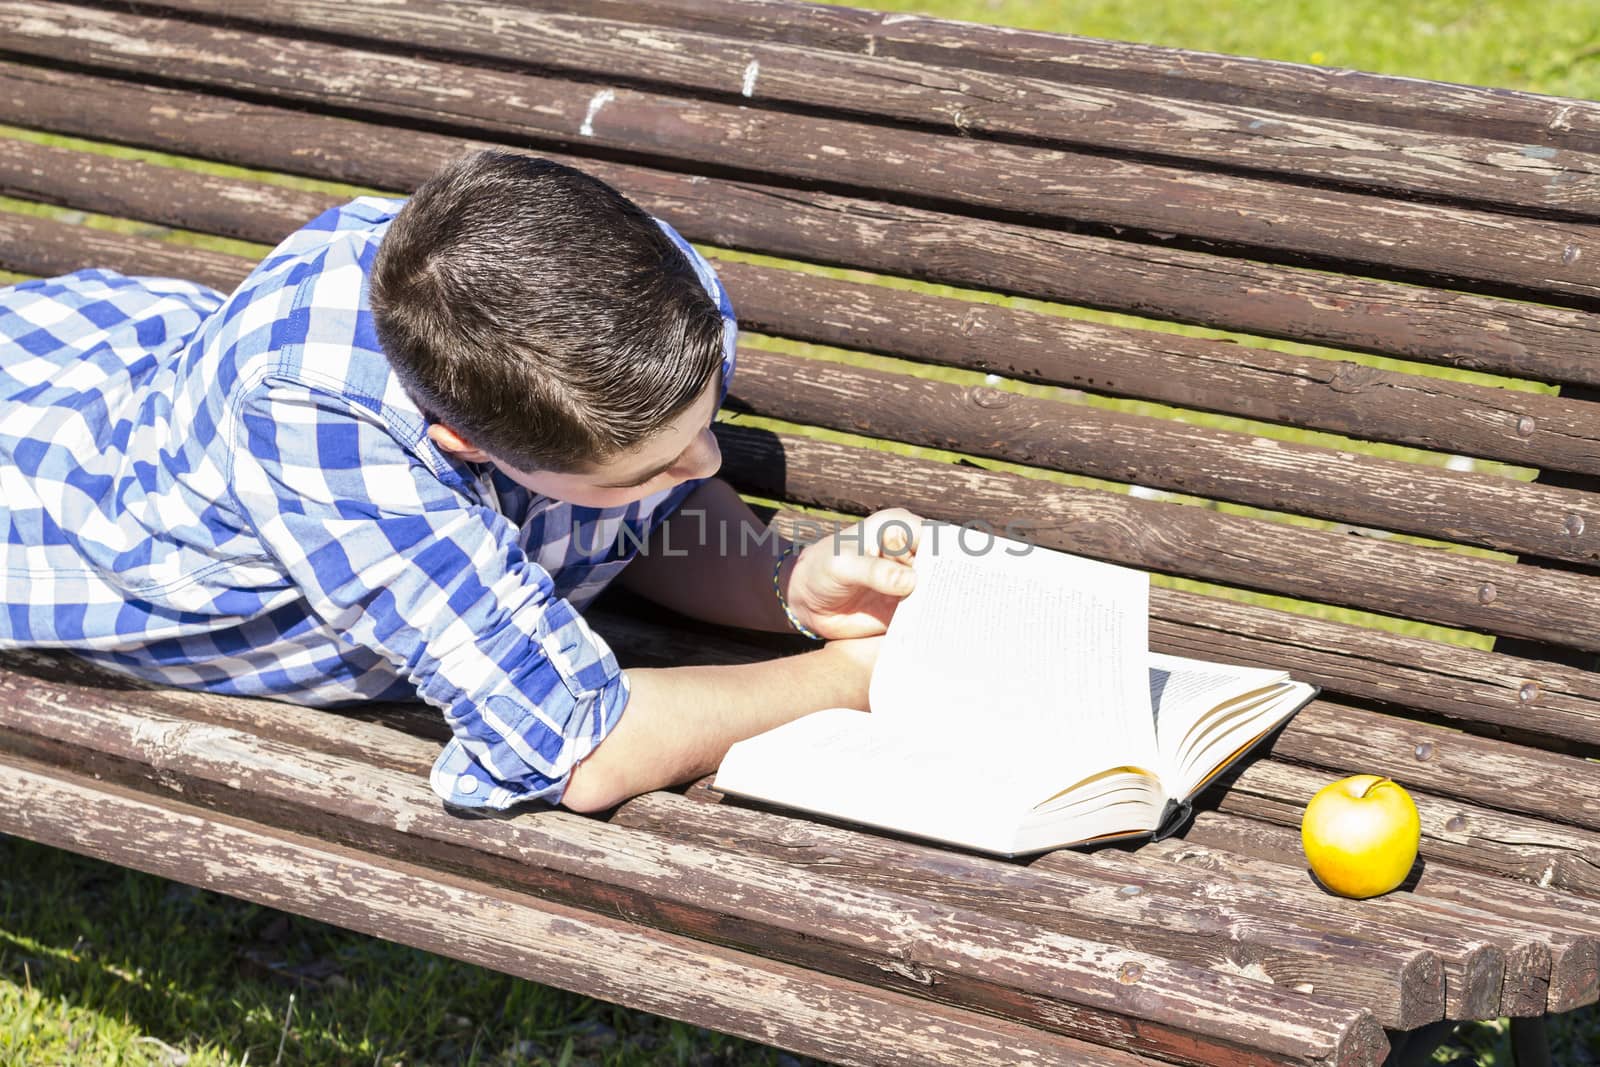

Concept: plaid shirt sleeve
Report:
left=226, top=372, right=629, bottom=811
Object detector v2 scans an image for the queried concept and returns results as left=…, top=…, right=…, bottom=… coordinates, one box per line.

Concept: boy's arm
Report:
left=619, top=478, right=919, bottom=638
left=616, top=477, right=795, bottom=631
left=561, top=637, right=879, bottom=812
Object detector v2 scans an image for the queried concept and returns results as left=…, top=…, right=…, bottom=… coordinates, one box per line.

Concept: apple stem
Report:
left=1360, top=777, right=1393, bottom=799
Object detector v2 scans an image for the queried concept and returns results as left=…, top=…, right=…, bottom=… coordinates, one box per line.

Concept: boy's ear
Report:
left=427, top=423, right=494, bottom=464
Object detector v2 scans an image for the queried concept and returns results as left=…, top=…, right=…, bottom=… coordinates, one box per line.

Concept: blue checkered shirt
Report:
left=0, top=195, right=737, bottom=810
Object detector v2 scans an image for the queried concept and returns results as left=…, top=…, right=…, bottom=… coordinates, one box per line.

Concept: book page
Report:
left=869, top=526, right=1154, bottom=779
left=713, top=707, right=1055, bottom=852
left=1170, top=682, right=1316, bottom=799
left=1149, top=653, right=1286, bottom=761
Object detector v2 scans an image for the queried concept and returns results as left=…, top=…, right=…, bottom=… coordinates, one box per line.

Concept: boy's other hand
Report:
left=785, top=508, right=922, bottom=639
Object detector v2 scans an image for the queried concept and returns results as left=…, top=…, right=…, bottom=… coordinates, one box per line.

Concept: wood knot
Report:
left=884, top=958, right=937, bottom=985
left=966, top=385, right=1011, bottom=409
left=1316, top=361, right=1383, bottom=394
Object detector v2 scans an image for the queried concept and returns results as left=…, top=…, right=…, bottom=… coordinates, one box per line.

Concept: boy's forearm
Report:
left=559, top=642, right=872, bottom=812
left=618, top=478, right=796, bottom=632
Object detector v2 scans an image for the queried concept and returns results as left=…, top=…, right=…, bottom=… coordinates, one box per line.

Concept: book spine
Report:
left=1152, top=797, right=1193, bottom=842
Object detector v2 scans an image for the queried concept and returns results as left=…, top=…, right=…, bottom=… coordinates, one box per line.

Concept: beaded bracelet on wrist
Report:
left=773, top=544, right=823, bottom=641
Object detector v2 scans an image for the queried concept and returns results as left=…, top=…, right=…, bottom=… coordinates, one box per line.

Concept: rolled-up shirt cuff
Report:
left=429, top=671, right=631, bottom=811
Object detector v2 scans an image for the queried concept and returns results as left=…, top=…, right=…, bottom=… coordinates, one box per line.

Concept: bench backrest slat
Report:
left=719, top=428, right=1600, bottom=650
left=121, top=0, right=1600, bottom=220
left=10, top=2, right=1598, bottom=306
left=8, top=4, right=1600, bottom=676
left=11, top=62, right=1600, bottom=382
left=543, top=0, right=1600, bottom=152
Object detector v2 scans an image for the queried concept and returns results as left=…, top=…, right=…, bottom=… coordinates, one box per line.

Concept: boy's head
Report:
left=370, top=150, right=726, bottom=508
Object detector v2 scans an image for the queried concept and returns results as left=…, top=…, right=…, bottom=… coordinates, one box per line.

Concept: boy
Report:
left=0, top=150, right=919, bottom=814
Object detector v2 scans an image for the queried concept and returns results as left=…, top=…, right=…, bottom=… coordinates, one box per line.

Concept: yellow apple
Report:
left=1301, top=774, right=1421, bottom=899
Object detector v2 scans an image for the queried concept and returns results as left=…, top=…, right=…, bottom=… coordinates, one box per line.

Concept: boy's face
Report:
left=427, top=374, right=723, bottom=508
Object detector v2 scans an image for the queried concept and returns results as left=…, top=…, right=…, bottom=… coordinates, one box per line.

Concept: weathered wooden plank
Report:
left=0, top=751, right=1170, bottom=1067
left=16, top=137, right=1600, bottom=484
left=0, top=642, right=1564, bottom=1024
left=726, top=348, right=1600, bottom=556
left=1214, top=760, right=1600, bottom=900
left=44, top=618, right=1440, bottom=1030
left=1080, top=835, right=1553, bottom=1019
left=0, top=647, right=443, bottom=771
left=17, top=189, right=1600, bottom=565
left=17, top=204, right=1600, bottom=652
left=1170, top=812, right=1600, bottom=1015
left=1267, top=700, right=1600, bottom=832
left=0, top=138, right=333, bottom=247
left=0, top=211, right=246, bottom=293
left=714, top=257, right=1600, bottom=438
left=129, top=0, right=1600, bottom=219
left=9, top=63, right=1600, bottom=379
left=715, top=426, right=1600, bottom=652
left=1145, top=587, right=1600, bottom=757
left=548, top=0, right=1600, bottom=154
left=0, top=681, right=1389, bottom=1067
left=606, top=792, right=1450, bottom=1028
left=6, top=3, right=1598, bottom=305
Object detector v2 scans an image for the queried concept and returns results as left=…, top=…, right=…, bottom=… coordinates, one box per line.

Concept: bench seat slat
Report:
left=0, top=749, right=1178, bottom=1067
left=125, top=0, right=1600, bottom=220
left=0, top=670, right=1389, bottom=1067
left=1270, top=701, right=1600, bottom=834
left=1144, top=588, right=1600, bottom=755
left=11, top=63, right=1600, bottom=378
left=549, top=0, right=1600, bottom=154
left=717, top=426, right=1600, bottom=652
left=12, top=2, right=1600, bottom=305
left=1076, top=822, right=1592, bottom=1017
left=610, top=793, right=1476, bottom=1025
left=1158, top=811, right=1600, bottom=1014
left=1218, top=760, right=1600, bottom=900
left=9, top=640, right=1583, bottom=1024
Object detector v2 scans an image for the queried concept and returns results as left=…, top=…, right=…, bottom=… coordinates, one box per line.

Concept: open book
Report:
left=713, top=527, right=1317, bottom=856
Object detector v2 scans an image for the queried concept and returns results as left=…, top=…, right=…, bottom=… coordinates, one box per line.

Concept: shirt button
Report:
left=456, top=774, right=479, bottom=795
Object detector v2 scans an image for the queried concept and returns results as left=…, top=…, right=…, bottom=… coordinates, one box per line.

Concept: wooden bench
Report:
left=2, top=1, right=1598, bottom=1063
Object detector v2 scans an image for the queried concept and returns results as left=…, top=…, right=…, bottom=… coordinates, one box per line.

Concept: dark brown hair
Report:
left=370, top=151, right=724, bottom=473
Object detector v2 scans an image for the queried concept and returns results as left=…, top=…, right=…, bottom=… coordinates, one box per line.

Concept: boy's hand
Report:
left=784, top=509, right=922, bottom=639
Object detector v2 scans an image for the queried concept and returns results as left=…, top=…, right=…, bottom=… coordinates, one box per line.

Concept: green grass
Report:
left=0, top=835, right=815, bottom=1067
left=3, top=1, right=1599, bottom=1064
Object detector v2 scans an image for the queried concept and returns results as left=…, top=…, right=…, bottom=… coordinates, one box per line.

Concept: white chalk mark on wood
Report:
left=580, top=89, right=615, bottom=137
left=741, top=59, right=760, bottom=98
